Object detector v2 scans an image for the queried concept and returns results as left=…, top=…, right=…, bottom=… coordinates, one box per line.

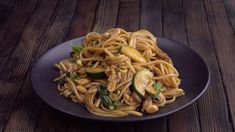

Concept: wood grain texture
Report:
left=1, top=0, right=78, bottom=131
left=203, top=0, right=235, bottom=129
left=0, top=0, right=16, bottom=29
left=35, top=105, right=69, bottom=132
left=117, top=0, right=140, bottom=32
left=223, top=0, right=235, bottom=33
left=68, top=119, right=102, bottom=132
left=0, top=0, right=38, bottom=74
left=0, top=0, right=39, bottom=131
left=32, top=0, right=80, bottom=131
left=135, top=0, right=167, bottom=132
left=2, top=0, right=60, bottom=131
left=183, top=0, right=233, bottom=131
left=163, top=0, right=187, bottom=44
left=135, top=119, right=167, bottom=132
left=103, top=123, right=134, bottom=132
left=140, top=0, right=162, bottom=36
left=93, top=0, right=119, bottom=33
left=162, top=0, right=201, bottom=131
left=3, top=75, right=42, bottom=132
left=66, top=0, right=98, bottom=40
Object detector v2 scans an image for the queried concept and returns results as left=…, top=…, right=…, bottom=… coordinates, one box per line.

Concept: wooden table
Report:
left=0, top=0, right=235, bottom=131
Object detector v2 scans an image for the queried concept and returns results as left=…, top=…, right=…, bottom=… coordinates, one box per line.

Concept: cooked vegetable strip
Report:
left=86, top=67, right=106, bottom=79
left=120, top=45, right=146, bottom=63
left=132, top=69, right=153, bottom=97
left=54, top=28, right=185, bottom=117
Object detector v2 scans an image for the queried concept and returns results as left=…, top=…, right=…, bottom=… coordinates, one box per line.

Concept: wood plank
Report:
left=203, top=0, right=235, bottom=129
left=162, top=0, right=201, bottom=131
left=0, top=0, right=38, bottom=73
left=68, top=119, right=102, bottom=132
left=163, top=0, right=187, bottom=44
left=168, top=106, right=200, bottom=132
left=1, top=0, right=78, bottom=131
left=2, top=0, right=61, bottom=131
left=103, top=123, right=134, bottom=132
left=183, top=0, right=233, bottom=131
left=0, top=0, right=16, bottom=30
left=66, top=0, right=98, bottom=40
left=35, top=105, right=69, bottom=132
left=0, top=0, right=40, bottom=131
left=117, top=0, right=140, bottom=32
left=31, top=0, right=81, bottom=131
left=140, top=0, right=162, bottom=36
left=135, top=0, right=167, bottom=132
left=93, top=0, right=119, bottom=33
left=3, top=74, right=42, bottom=132
left=223, top=0, right=235, bottom=32
left=135, top=119, right=167, bottom=132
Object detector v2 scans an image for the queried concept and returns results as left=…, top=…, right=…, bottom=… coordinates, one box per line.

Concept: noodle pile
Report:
left=54, top=28, right=185, bottom=117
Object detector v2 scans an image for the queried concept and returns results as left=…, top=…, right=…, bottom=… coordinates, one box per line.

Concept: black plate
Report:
left=31, top=37, right=210, bottom=122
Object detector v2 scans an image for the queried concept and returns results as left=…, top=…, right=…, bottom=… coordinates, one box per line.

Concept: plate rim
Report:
left=31, top=37, right=211, bottom=122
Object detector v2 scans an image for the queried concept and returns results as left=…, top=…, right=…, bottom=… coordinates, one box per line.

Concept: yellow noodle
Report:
left=54, top=28, right=185, bottom=117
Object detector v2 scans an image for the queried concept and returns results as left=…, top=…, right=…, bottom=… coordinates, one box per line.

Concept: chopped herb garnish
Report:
left=153, top=82, right=162, bottom=99
left=99, top=85, right=108, bottom=96
left=98, top=85, right=117, bottom=110
left=100, top=96, right=112, bottom=107
left=71, top=45, right=84, bottom=53
left=69, top=72, right=80, bottom=80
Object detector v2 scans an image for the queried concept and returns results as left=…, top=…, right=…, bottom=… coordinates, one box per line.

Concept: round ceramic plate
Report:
left=31, top=37, right=210, bottom=122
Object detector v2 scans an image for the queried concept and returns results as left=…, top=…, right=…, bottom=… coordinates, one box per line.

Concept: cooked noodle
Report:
left=54, top=28, right=185, bottom=117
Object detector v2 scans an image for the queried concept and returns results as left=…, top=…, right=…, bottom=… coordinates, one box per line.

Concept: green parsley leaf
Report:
left=153, top=82, right=162, bottom=97
left=71, top=45, right=84, bottom=53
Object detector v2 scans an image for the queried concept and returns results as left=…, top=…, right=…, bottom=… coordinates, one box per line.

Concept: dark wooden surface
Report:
left=0, top=0, right=234, bottom=131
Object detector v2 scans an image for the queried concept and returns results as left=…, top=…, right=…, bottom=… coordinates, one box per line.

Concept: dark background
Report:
left=0, top=0, right=234, bottom=131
